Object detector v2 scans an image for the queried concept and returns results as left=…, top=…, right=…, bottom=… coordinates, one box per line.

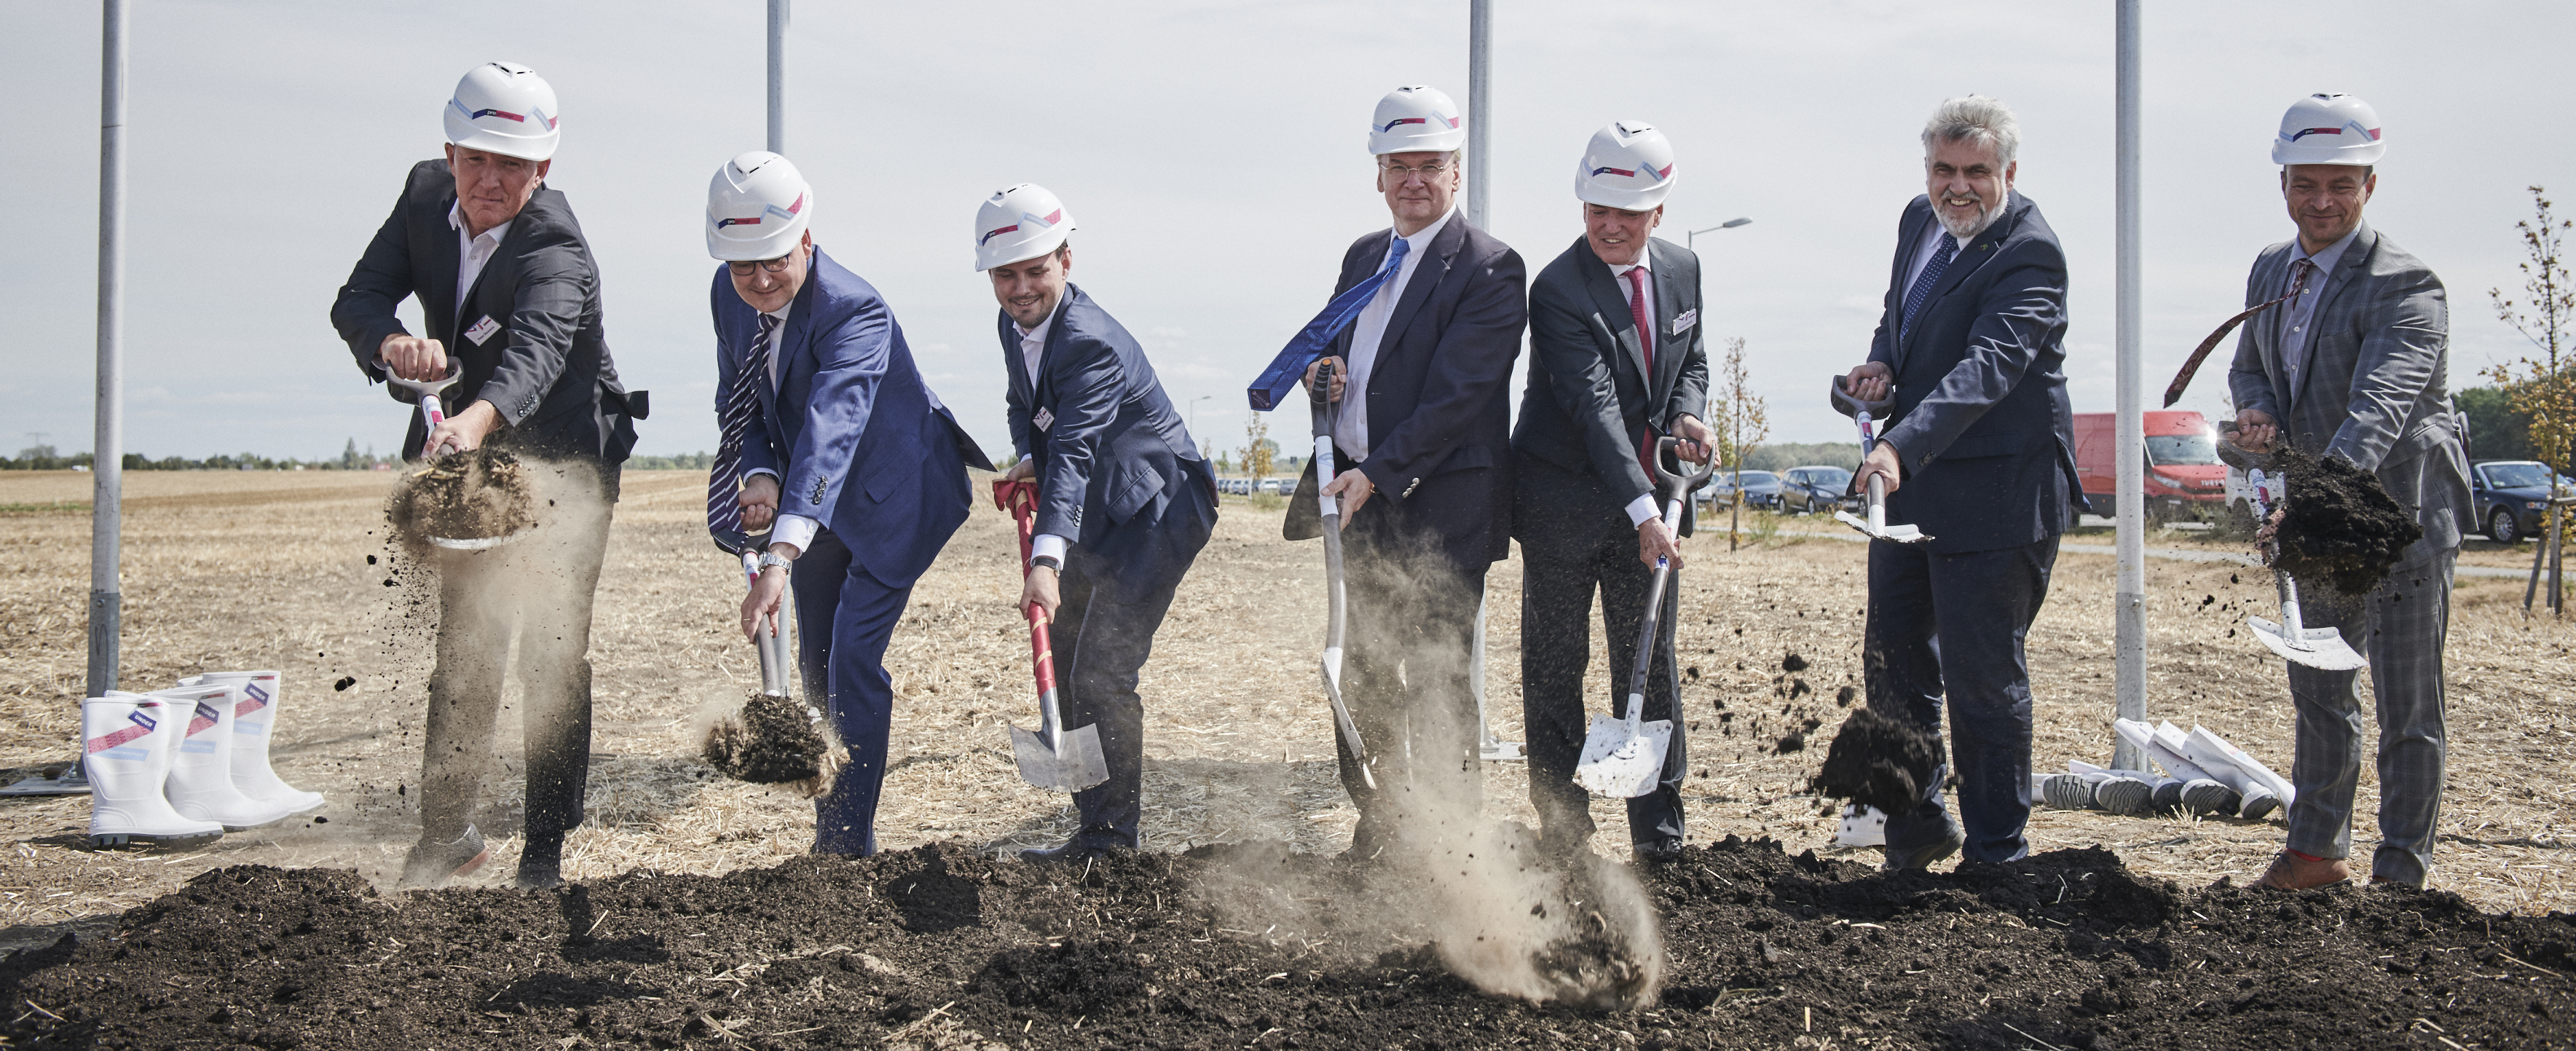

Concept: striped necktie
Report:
left=1900, top=232, right=1959, bottom=341
left=1244, top=235, right=1412, bottom=410
left=706, top=312, right=783, bottom=547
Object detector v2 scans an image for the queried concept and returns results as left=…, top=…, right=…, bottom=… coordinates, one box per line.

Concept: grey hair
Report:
left=1921, top=95, right=2020, bottom=168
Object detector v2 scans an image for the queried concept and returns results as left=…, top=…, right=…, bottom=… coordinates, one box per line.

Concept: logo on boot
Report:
left=188, top=701, right=221, bottom=736
left=84, top=710, right=156, bottom=755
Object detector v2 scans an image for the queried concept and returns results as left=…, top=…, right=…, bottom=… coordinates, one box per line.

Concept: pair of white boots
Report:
left=82, top=670, right=326, bottom=848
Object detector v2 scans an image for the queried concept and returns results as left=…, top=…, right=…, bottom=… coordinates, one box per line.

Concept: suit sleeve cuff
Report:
left=1624, top=494, right=1661, bottom=528
left=770, top=513, right=819, bottom=556
left=1031, top=534, right=1069, bottom=563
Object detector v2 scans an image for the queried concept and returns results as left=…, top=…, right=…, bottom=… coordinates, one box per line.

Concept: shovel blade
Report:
left=1008, top=722, right=1111, bottom=793
left=1573, top=714, right=1674, bottom=798
left=1832, top=510, right=1931, bottom=544
left=2245, top=616, right=2367, bottom=670
left=428, top=527, right=536, bottom=551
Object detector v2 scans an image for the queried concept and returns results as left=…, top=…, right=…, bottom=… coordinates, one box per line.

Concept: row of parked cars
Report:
left=1215, top=476, right=1292, bottom=497
left=1695, top=466, right=1862, bottom=515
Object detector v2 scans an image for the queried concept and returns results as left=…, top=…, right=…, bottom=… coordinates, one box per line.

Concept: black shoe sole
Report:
left=90, top=830, right=223, bottom=850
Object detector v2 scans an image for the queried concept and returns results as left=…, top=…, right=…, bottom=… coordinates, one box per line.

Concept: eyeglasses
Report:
left=728, top=253, right=795, bottom=276
left=1379, top=160, right=1453, bottom=181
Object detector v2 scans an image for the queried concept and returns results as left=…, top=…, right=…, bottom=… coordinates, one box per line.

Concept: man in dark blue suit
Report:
left=706, top=152, right=989, bottom=857
left=1840, top=97, right=2081, bottom=869
left=976, top=184, right=1216, bottom=862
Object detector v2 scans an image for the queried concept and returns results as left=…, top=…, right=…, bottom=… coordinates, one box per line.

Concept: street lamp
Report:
left=1686, top=216, right=1752, bottom=251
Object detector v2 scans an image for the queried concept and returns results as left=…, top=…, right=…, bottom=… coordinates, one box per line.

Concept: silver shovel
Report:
left=2243, top=468, right=2366, bottom=670
left=1827, top=379, right=1931, bottom=544
left=388, top=356, right=536, bottom=551
left=1576, top=438, right=1714, bottom=798
left=1309, top=360, right=1376, bottom=789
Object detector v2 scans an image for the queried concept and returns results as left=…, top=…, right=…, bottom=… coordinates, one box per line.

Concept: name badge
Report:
left=1671, top=309, right=1698, bottom=336
left=465, top=315, right=503, bottom=346
left=1033, top=408, right=1055, bottom=433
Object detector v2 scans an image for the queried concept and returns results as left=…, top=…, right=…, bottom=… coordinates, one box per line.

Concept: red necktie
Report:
left=1628, top=267, right=1659, bottom=477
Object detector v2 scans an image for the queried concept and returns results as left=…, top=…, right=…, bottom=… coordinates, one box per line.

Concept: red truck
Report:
left=2071, top=410, right=2230, bottom=522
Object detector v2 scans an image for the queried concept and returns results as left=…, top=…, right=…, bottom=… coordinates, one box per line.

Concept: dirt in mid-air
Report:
left=386, top=447, right=540, bottom=550
left=1812, top=707, right=1943, bottom=816
left=4, top=837, right=2574, bottom=1050
left=2270, top=444, right=2425, bottom=595
left=704, top=690, right=840, bottom=798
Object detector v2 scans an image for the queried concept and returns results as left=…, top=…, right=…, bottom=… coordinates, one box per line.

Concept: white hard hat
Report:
left=705, top=151, right=812, bottom=261
left=1367, top=85, right=1466, bottom=156
left=2271, top=92, right=2384, bottom=167
left=444, top=62, right=561, bottom=162
left=1574, top=120, right=1677, bottom=210
left=972, top=184, right=1075, bottom=272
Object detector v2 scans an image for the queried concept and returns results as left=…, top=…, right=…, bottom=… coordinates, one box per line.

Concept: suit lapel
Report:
left=1036, top=286, right=1081, bottom=409
left=1575, top=238, right=1650, bottom=393
left=766, top=277, right=821, bottom=442
left=430, top=197, right=465, bottom=341
left=1649, top=239, right=1687, bottom=409
left=1328, top=231, right=1393, bottom=355
left=1373, top=216, right=1463, bottom=361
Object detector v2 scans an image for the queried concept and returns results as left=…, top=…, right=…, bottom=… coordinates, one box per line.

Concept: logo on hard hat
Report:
left=977, top=208, right=1063, bottom=246
left=449, top=98, right=558, bottom=130
left=977, top=224, right=1020, bottom=246
left=2285, top=120, right=2380, bottom=143
left=1589, top=162, right=1675, bottom=181
left=1375, top=112, right=1461, bottom=133
left=716, top=192, right=806, bottom=230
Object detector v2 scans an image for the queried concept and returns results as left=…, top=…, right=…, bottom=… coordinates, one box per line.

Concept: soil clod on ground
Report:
left=1813, top=707, right=1942, bottom=814
left=704, top=691, right=841, bottom=798
left=6, top=838, right=2572, bottom=1050
left=2271, top=444, right=2423, bottom=594
left=386, top=447, right=538, bottom=548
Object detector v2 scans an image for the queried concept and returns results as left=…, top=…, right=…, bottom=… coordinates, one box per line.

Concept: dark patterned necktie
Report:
left=1900, top=232, right=1959, bottom=341
left=706, top=312, right=782, bottom=546
left=1627, top=266, right=1661, bottom=476
left=1244, top=235, right=1413, bottom=410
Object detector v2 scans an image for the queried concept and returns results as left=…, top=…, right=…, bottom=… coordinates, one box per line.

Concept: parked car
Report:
left=2073, top=409, right=2229, bottom=521
left=1779, top=465, right=1858, bottom=514
left=2471, top=460, right=2574, bottom=543
left=1698, top=470, right=1782, bottom=511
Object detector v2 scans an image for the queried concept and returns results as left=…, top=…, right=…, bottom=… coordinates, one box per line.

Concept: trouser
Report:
left=2284, top=547, right=2454, bottom=885
left=1050, top=481, right=1213, bottom=848
left=794, top=527, right=915, bottom=857
left=420, top=462, right=613, bottom=866
left=1865, top=534, right=2059, bottom=864
left=1519, top=509, right=1686, bottom=849
left=1337, top=527, right=1488, bottom=852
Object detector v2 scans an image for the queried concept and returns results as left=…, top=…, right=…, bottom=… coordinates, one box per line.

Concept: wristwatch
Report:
left=756, top=552, right=793, bottom=576
left=1030, top=555, right=1063, bottom=572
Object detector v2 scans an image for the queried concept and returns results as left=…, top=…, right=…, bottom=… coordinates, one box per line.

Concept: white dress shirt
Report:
left=738, top=302, right=819, bottom=556
left=1013, top=294, right=1071, bottom=564
left=2279, top=227, right=2360, bottom=393
left=447, top=202, right=511, bottom=324
left=1336, top=206, right=1457, bottom=457
left=1608, top=251, right=1663, bottom=529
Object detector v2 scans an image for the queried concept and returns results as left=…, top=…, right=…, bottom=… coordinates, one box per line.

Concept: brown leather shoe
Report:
left=2253, top=851, right=2351, bottom=889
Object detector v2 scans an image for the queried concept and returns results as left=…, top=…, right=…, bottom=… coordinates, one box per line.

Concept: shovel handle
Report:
left=996, top=479, right=1068, bottom=744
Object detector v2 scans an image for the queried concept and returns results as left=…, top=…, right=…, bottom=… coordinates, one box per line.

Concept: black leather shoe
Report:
left=401, top=824, right=490, bottom=888
left=1882, top=825, right=1965, bottom=871
left=515, top=859, right=565, bottom=890
left=1632, top=839, right=1685, bottom=862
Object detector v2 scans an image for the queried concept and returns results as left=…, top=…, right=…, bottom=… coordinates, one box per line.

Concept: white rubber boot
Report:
left=155, top=684, right=301, bottom=830
left=179, top=672, right=324, bottom=814
left=83, top=693, right=224, bottom=849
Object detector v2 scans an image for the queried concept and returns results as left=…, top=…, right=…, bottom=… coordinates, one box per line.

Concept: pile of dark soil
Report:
left=1811, top=708, right=1942, bottom=814
left=2271, top=445, right=2422, bottom=595
left=704, top=692, right=840, bottom=798
left=387, top=447, right=539, bottom=548
left=9, top=838, right=2565, bottom=1050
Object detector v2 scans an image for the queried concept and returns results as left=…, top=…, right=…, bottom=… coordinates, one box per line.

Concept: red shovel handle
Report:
left=992, top=479, right=1058, bottom=695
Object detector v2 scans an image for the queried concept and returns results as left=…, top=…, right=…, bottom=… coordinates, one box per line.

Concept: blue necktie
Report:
left=1900, top=232, right=1958, bottom=341
left=706, top=312, right=782, bottom=548
left=1245, top=235, right=1412, bottom=410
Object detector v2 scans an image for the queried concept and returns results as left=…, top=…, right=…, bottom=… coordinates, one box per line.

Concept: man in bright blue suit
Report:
left=704, top=152, right=990, bottom=856
left=975, top=184, right=1216, bottom=862
left=1840, top=98, right=2083, bottom=870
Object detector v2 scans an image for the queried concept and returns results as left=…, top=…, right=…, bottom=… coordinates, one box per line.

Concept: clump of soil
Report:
left=1812, top=707, right=1942, bottom=814
left=386, top=447, right=538, bottom=548
left=6, top=840, right=2570, bottom=1050
left=2270, top=444, right=2422, bottom=594
left=702, top=691, right=841, bottom=798
left=1781, top=652, right=1809, bottom=673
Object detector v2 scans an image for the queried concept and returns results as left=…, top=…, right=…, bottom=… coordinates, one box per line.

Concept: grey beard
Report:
left=1935, top=193, right=2004, bottom=240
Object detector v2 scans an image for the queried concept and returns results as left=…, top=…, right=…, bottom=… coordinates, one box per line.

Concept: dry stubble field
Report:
left=0, top=468, right=2572, bottom=951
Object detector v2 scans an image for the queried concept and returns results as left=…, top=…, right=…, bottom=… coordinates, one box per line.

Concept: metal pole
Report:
left=1465, top=0, right=1491, bottom=230
left=87, top=0, right=128, bottom=702
left=765, top=0, right=788, bottom=154
left=2111, top=0, right=2147, bottom=771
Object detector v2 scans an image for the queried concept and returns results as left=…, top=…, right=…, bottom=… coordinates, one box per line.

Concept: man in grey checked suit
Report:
left=2227, top=92, right=2469, bottom=890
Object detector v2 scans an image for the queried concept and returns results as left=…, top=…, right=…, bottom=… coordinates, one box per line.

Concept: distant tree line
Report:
left=2461, top=384, right=2572, bottom=463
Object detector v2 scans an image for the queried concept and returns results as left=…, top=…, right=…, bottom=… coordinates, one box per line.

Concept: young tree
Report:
left=2487, top=185, right=2576, bottom=615
left=1709, top=336, right=1769, bottom=550
left=1242, top=412, right=1275, bottom=481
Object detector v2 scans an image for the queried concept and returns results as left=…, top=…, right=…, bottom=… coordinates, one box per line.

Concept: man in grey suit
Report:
left=2227, top=93, right=2467, bottom=890
left=1513, top=121, right=1712, bottom=857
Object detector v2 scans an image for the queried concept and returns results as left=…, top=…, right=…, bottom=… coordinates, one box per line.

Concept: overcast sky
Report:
left=4, top=1, right=2569, bottom=464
